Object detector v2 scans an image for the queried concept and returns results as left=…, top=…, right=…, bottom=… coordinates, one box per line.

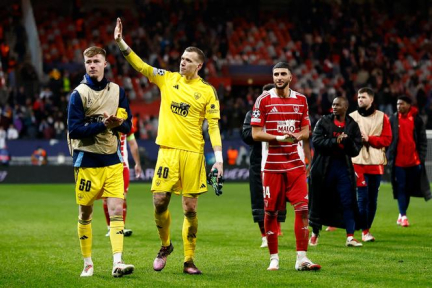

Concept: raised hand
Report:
left=114, top=17, right=123, bottom=42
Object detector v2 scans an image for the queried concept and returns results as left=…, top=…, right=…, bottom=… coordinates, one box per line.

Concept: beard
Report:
left=275, top=81, right=289, bottom=90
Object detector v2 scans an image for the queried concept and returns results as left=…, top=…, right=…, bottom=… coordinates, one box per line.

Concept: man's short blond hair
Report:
left=83, top=46, right=106, bottom=58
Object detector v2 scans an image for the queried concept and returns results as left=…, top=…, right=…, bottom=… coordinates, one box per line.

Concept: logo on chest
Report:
left=277, top=120, right=296, bottom=133
left=171, top=101, right=191, bottom=117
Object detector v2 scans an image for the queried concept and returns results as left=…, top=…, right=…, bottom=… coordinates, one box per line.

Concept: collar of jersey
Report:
left=181, top=75, right=201, bottom=83
left=81, top=74, right=109, bottom=91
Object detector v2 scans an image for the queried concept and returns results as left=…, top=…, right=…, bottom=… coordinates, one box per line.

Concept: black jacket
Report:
left=309, top=114, right=363, bottom=228
left=388, top=111, right=431, bottom=201
left=241, top=111, right=262, bottom=170
left=241, top=110, right=286, bottom=222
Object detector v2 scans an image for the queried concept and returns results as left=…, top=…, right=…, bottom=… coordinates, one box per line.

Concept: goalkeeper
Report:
left=114, top=18, right=223, bottom=275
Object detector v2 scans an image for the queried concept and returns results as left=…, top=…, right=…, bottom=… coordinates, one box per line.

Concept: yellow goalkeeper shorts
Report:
left=75, top=163, right=124, bottom=205
left=151, top=147, right=208, bottom=196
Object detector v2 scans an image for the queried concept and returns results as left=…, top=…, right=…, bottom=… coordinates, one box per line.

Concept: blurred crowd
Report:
left=0, top=0, right=431, bottom=142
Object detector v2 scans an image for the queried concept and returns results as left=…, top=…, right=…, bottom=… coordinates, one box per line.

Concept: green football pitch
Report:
left=1, top=183, right=431, bottom=287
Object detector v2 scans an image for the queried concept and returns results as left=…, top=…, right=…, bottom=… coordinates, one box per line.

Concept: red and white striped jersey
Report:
left=251, top=88, right=310, bottom=173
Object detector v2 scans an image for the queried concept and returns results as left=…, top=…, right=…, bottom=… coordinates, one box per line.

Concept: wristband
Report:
left=117, top=39, right=129, bottom=51
left=276, top=135, right=286, bottom=141
left=215, top=151, right=223, bottom=163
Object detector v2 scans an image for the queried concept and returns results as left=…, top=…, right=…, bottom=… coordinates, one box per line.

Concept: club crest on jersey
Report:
left=277, top=120, right=296, bottom=133
left=194, top=92, right=201, bottom=100
left=293, top=105, right=300, bottom=113
left=171, top=101, right=191, bottom=117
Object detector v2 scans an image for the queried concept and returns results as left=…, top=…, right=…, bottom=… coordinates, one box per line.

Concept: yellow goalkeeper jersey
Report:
left=125, top=51, right=221, bottom=153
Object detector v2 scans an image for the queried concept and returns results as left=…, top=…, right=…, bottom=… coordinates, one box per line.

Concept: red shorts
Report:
left=262, top=168, right=308, bottom=211
left=123, top=167, right=130, bottom=194
left=353, top=164, right=383, bottom=187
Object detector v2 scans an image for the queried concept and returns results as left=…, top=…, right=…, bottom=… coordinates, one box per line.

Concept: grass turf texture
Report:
left=0, top=183, right=431, bottom=288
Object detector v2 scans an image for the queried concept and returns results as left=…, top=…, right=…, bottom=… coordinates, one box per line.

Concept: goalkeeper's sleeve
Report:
left=207, top=118, right=222, bottom=148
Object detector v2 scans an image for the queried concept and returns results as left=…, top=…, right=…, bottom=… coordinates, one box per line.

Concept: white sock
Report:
left=401, top=215, right=407, bottom=220
left=84, top=257, right=93, bottom=266
left=270, top=253, right=279, bottom=260
left=113, top=253, right=122, bottom=264
left=297, top=251, right=306, bottom=260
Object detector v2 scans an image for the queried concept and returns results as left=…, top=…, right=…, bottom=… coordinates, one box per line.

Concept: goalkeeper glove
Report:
left=207, top=169, right=224, bottom=196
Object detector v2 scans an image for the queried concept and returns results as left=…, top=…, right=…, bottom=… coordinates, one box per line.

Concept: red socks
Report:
left=294, top=205, right=309, bottom=251
left=264, top=212, right=278, bottom=254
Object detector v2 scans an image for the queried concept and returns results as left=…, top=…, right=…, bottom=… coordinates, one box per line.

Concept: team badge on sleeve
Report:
left=153, top=68, right=166, bottom=76
left=252, top=109, right=261, bottom=118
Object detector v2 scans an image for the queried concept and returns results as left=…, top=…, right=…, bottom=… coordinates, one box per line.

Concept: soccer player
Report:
left=67, top=46, right=134, bottom=277
left=349, top=87, right=392, bottom=242
left=387, top=96, right=431, bottom=226
left=114, top=18, right=223, bottom=275
left=251, top=62, right=320, bottom=271
left=103, top=129, right=142, bottom=237
left=309, top=96, right=363, bottom=247
left=241, top=83, right=286, bottom=249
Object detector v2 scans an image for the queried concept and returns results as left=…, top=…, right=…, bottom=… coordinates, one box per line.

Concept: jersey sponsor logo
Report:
left=270, top=107, right=278, bottom=113
left=173, top=85, right=179, bottom=89
left=277, top=120, right=296, bottom=133
left=194, top=92, right=201, bottom=100
left=252, top=109, right=261, bottom=118
left=171, top=101, right=191, bottom=117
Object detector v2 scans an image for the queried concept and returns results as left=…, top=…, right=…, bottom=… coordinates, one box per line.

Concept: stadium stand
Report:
left=0, top=0, right=431, bottom=143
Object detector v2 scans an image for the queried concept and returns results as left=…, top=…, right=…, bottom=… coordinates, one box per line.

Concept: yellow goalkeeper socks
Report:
left=183, top=211, right=198, bottom=263
left=155, top=209, right=171, bottom=247
left=109, top=215, right=124, bottom=254
left=78, top=218, right=92, bottom=258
